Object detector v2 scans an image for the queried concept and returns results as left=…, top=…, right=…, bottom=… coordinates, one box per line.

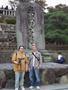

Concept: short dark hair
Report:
left=18, top=45, right=24, bottom=50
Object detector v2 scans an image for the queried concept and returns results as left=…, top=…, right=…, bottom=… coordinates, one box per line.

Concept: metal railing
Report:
left=0, top=9, right=16, bottom=17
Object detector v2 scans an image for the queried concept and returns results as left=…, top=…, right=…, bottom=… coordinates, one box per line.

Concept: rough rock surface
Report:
left=0, top=62, right=68, bottom=88
left=0, top=71, right=7, bottom=88
left=41, top=63, right=68, bottom=84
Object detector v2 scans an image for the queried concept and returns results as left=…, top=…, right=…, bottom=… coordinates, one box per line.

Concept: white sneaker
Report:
left=36, top=86, right=40, bottom=89
left=21, top=86, right=25, bottom=90
left=15, top=88, right=18, bottom=90
left=29, top=86, right=34, bottom=89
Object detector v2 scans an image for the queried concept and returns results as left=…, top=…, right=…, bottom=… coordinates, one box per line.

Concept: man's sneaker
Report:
left=36, top=86, right=40, bottom=89
left=29, top=86, right=34, bottom=89
left=21, top=86, right=25, bottom=90
left=15, top=88, right=18, bottom=90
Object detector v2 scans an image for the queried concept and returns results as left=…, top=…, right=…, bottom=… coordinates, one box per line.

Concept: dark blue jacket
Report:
left=56, top=57, right=65, bottom=64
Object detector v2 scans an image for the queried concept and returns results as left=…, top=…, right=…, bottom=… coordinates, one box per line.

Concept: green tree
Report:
left=44, top=4, right=68, bottom=44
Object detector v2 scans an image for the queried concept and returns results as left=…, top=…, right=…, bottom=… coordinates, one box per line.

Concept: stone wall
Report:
left=0, top=23, right=17, bottom=63
left=0, top=23, right=17, bottom=51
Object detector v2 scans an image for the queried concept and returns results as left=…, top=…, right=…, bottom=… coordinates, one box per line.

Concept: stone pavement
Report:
left=1, top=84, right=68, bottom=90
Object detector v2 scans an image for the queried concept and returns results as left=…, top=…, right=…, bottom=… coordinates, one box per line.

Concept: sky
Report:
left=0, top=0, right=68, bottom=8
left=46, top=0, right=68, bottom=7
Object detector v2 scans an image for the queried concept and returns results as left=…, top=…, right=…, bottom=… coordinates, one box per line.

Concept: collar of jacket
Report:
left=18, top=51, right=25, bottom=54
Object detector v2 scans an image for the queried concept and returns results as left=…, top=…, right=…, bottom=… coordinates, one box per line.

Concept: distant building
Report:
left=0, top=6, right=16, bottom=17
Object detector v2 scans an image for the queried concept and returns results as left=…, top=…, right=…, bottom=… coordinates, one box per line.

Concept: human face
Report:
left=32, top=44, right=37, bottom=52
left=19, top=46, right=24, bottom=52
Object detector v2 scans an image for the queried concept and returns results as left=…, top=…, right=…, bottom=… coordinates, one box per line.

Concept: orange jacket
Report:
left=12, top=51, right=29, bottom=72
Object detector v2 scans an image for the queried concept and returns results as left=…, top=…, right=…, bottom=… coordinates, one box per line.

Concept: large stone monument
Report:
left=16, top=0, right=45, bottom=50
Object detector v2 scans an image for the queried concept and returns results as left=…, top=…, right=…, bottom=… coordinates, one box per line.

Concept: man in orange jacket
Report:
left=12, top=46, right=29, bottom=90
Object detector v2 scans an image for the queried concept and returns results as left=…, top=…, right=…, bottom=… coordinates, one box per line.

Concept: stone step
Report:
left=1, top=84, right=68, bottom=90
left=43, top=84, right=68, bottom=90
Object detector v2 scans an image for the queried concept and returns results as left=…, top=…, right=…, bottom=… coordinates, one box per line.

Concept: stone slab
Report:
left=1, top=84, right=68, bottom=90
left=0, top=63, right=68, bottom=70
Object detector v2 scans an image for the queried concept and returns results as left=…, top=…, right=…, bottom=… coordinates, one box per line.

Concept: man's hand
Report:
left=13, top=61, right=19, bottom=64
left=36, top=64, right=40, bottom=69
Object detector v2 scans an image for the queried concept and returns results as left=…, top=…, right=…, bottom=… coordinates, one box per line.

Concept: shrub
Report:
left=5, top=18, right=16, bottom=24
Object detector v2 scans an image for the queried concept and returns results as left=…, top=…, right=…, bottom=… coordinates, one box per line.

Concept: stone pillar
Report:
left=16, top=7, right=23, bottom=48
left=16, top=2, right=29, bottom=49
left=32, top=3, right=45, bottom=50
left=4, top=10, right=6, bottom=15
left=16, top=1, right=45, bottom=50
left=3, top=10, right=5, bottom=15
left=14, top=11, right=16, bottom=16
left=5, top=10, right=7, bottom=16
left=7, top=10, right=8, bottom=15
left=9, top=11, right=10, bottom=16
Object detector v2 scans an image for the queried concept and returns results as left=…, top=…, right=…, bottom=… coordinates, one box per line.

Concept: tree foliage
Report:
left=44, top=4, right=68, bottom=44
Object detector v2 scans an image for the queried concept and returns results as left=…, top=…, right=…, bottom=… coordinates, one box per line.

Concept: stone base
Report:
left=1, top=63, right=68, bottom=88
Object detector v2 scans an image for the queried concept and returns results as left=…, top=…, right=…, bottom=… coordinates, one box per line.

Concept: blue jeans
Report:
left=29, top=67, right=40, bottom=86
left=15, top=72, right=25, bottom=88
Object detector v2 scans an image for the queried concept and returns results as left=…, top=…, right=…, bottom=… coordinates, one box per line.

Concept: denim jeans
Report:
left=15, top=72, right=25, bottom=88
left=29, top=67, right=40, bottom=86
